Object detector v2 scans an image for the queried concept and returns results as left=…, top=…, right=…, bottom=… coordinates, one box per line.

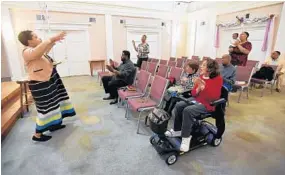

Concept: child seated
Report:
left=164, top=60, right=199, bottom=114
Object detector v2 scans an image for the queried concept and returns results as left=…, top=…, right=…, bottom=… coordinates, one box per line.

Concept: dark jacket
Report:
left=113, top=59, right=136, bottom=85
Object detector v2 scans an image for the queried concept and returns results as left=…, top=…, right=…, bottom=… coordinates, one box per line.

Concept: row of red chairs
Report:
left=140, top=61, right=183, bottom=81
left=118, top=70, right=179, bottom=134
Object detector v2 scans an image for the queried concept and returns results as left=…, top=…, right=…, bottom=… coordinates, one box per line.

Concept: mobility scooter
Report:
left=148, top=88, right=227, bottom=165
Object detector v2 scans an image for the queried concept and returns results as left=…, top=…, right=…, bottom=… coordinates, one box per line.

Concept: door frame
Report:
left=126, top=26, right=162, bottom=61
left=33, top=22, right=92, bottom=76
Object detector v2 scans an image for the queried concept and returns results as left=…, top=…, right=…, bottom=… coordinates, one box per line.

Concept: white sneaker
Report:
left=164, top=129, right=181, bottom=137
left=180, top=137, right=191, bottom=152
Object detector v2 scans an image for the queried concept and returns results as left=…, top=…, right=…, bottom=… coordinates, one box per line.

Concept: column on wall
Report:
left=170, top=20, right=178, bottom=57
left=2, top=6, right=25, bottom=80
left=274, top=2, right=285, bottom=85
left=105, top=14, right=114, bottom=62
left=275, top=3, right=285, bottom=54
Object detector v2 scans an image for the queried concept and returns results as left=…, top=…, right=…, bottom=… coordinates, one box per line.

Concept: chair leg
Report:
left=237, top=89, right=243, bottom=103
left=246, top=88, right=249, bottom=99
left=261, top=84, right=265, bottom=97
left=125, top=103, right=129, bottom=119
left=137, top=111, right=142, bottom=134
left=270, top=82, right=274, bottom=94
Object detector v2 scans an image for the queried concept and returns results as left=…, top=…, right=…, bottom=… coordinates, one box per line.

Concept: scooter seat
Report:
left=196, top=113, right=213, bottom=120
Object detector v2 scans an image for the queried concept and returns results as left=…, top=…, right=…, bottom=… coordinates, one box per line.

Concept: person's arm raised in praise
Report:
left=23, top=32, right=66, bottom=61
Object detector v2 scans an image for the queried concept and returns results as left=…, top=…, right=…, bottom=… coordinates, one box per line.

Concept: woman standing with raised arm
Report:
left=132, top=34, right=149, bottom=69
left=18, top=30, right=76, bottom=142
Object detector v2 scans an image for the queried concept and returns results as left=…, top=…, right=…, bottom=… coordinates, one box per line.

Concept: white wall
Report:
left=186, top=1, right=283, bottom=59
left=1, top=38, right=11, bottom=78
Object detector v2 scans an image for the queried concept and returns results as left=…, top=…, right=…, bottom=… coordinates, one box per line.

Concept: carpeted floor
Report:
left=2, top=76, right=285, bottom=175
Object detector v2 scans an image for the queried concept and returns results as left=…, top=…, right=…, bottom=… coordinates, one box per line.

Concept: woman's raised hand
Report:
left=51, top=31, right=66, bottom=43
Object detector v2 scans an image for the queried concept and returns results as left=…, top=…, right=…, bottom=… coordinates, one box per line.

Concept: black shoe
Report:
left=276, top=88, right=281, bottom=93
left=49, top=125, right=66, bottom=132
left=103, top=96, right=115, bottom=100
left=32, top=134, right=52, bottom=142
left=110, top=99, right=118, bottom=105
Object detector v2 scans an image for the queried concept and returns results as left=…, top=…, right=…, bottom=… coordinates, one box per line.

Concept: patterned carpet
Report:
left=2, top=75, right=285, bottom=175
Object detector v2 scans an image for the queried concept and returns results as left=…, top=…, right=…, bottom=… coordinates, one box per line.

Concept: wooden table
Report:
left=16, top=78, right=32, bottom=117
left=89, top=59, right=106, bottom=76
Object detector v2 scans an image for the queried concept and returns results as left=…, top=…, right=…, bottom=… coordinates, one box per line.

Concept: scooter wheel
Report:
left=149, top=135, right=156, bottom=145
left=212, top=137, right=222, bottom=147
left=165, top=152, right=178, bottom=165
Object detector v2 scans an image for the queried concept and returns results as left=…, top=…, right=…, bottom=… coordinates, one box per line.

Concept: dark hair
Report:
left=243, top=32, right=249, bottom=39
left=122, top=50, right=130, bottom=59
left=187, top=60, right=199, bottom=73
left=142, top=35, right=147, bottom=39
left=18, top=30, right=33, bottom=46
left=204, top=58, right=220, bottom=79
left=233, top=33, right=239, bottom=36
left=275, top=51, right=281, bottom=55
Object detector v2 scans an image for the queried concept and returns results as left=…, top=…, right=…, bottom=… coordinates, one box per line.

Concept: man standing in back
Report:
left=102, top=50, right=136, bottom=104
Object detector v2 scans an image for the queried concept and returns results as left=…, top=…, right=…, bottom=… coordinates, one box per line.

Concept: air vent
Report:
left=36, top=14, right=45, bottom=21
left=120, top=19, right=125, bottom=24
left=245, top=13, right=250, bottom=19
left=89, top=17, right=96, bottom=23
left=200, top=21, right=206, bottom=26
left=161, top=22, right=165, bottom=26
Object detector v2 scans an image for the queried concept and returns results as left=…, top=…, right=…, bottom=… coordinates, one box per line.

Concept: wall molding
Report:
left=33, top=22, right=91, bottom=31
left=2, top=2, right=175, bottom=20
left=220, top=23, right=267, bottom=31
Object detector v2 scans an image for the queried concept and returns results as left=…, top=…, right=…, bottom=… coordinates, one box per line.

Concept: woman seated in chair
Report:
left=164, top=60, right=199, bottom=114
left=165, top=58, right=223, bottom=152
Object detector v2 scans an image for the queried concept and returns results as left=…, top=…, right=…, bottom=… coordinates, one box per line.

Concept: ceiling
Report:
left=80, top=1, right=193, bottom=12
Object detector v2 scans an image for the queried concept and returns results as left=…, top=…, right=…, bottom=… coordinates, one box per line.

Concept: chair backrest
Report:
left=141, top=61, right=148, bottom=71
left=246, top=60, right=259, bottom=69
left=191, top=56, right=199, bottom=61
left=159, top=59, right=168, bottom=65
left=132, top=68, right=138, bottom=86
left=202, top=56, right=210, bottom=61
left=147, top=62, right=158, bottom=76
left=185, top=59, right=191, bottom=64
left=168, top=67, right=183, bottom=82
left=176, top=58, right=184, bottom=68
left=149, top=75, right=169, bottom=104
left=169, top=57, right=176, bottom=62
left=168, top=61, right=176, bottom=67
left=151, top=58, right=159, bottom=63
left=215, top=58, right=222, bottom=64
left=137, top=70, right=151, bottom=93
left=157, top=64, right=169, bottom=78
left=236, top=66, right=255, bottom=85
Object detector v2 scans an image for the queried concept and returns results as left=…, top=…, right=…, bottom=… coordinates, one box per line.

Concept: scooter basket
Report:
left=148, top=108, right=171, bottom=135
left=149, top=120, right=169, bottom=135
